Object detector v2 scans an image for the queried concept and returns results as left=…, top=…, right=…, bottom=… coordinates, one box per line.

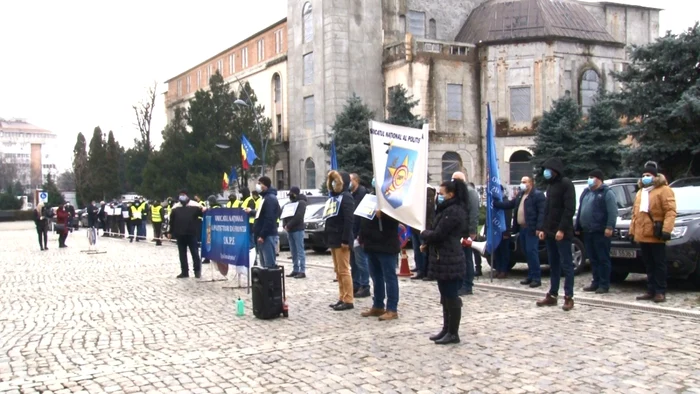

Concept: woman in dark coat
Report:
left=420, top=180, right=468, bottom=345
left=33, top=203, right=50, bottom=251
left=55, top=203, right=70, bottom=248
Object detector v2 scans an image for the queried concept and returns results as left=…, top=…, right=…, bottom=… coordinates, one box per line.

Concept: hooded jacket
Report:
left=283, top=194, right=307, bottom=233
left=541, top=157, right=576, bottom=239
left=324, top=171, right=355, bottom=248
left=629, top=174, right=677, bottom=244
left=254, top=187, right=280, bottom=239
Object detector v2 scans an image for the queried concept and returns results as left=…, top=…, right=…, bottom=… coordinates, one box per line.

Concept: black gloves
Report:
left=629, top=235, right=634, bottom=242
left=661, top=232, right=671, bottom=241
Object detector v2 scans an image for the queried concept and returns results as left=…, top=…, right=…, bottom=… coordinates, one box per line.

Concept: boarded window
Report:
left=580, top=69, right=600, bottom=115
left=303, top=53, right=314, bottom=86
left=305, top=158, right=316, bottom=189
left=447, top=84, right=463, bottom=120
left=407, top=10, right=425, bottom=37
left=428, top=18, right=437, bottom=39
left=303, top=2, right=313, bottom=43
left=441, top=152, right=462, bottom=182
left=510, top=87, right=531, bottom=123
left=304, top=96, right=315, bottom=129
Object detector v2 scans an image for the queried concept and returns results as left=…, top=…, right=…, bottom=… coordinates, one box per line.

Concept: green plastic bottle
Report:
left=236, top=297, right=245, bottom=316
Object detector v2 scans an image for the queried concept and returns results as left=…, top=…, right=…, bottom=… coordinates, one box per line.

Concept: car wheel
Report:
left=610, top=270, right=629, bottom=284
left=572, top=238, right=586, bottom=275
left=312, top=247, right=328, bottom=254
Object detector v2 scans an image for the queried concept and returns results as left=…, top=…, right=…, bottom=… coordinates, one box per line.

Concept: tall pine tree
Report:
left=104, top=131, right=121, bottom=199
left=531, top=97, right=581, bottom=186
left=72, top=133, right=89, bottom=207
left=87, top=127, right=108, bottom=202
left=575, top=90, right=625, bottom=179
left=319, top=94, right=376, bottom=186
left=42, top=173, right=65, bottom=207
left=385, top=84, right=425, bottom=129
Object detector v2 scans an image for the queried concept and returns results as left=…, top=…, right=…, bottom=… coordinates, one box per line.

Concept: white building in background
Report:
left=0, top=118, right=58, bottom=192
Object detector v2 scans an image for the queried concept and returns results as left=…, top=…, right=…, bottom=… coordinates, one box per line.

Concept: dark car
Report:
left=278, top=196, right=328, bottom=250
left=609, top=185, right=700, bottom=288
left=505, top=178, right=639, bottom=274
left=303, top=203, right=329, bottom=253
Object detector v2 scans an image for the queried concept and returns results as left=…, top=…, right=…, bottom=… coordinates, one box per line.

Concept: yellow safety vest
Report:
left=130, top=205, right=143, bottom=221
left=245, top=197, right=256, bottom=224
left=151, top=206, right=162, bottom=223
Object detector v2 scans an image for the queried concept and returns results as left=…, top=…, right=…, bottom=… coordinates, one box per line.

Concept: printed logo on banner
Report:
left=381, top=145, right=417, bottom=209
left=323, top=196, right=343, bottom=219
left=201, top=208, right=250, bottom=267
left=205, top=216, right=212, bottom=253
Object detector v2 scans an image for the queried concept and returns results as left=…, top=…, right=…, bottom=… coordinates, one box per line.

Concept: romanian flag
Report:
left=241, top=135, right=258, bottom=170
left=222, top=172, right=229, bottom=190
left=241, top=145, right=249, bottom=170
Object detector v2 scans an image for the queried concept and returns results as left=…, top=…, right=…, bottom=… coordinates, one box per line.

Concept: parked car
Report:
left=302, top=204, right=329, bottom=253
left=609, top=185, right=700, bottom=288
left=278, top=202, right=326, bottom=250
left=669, top=177, right=700, bottom=188
left=504, top=178, right=639, bottom=274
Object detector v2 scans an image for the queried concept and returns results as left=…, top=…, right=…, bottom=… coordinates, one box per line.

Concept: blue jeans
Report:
left=351, top=244, right=370, bottom=289
left=367, top=252, right=399, bottom=312
left=288, top=230, right=306, bottom=273
left=584, top=232, right=611, bottom=290
left=546, top=237, right=574, bottom=297
left=260, top=236, right=279, bottom=268
left=411, top=232, right=426, bottom=274
left=461, top=246, right=475, bottom=291
left=519, top=229, right=542, bottom=281
left=494, top=237, right=511, bottom=273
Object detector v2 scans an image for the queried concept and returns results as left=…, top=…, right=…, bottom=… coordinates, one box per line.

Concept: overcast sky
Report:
left=0, top=0, right=697, bottom=172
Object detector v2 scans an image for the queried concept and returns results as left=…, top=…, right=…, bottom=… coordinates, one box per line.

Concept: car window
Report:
left=624, top=185, right=638, bottom=203
left=609, top=186, right=629, bottom=209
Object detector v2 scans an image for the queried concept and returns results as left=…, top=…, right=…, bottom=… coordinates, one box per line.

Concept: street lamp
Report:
left=231, top=76, right=268, bottom=177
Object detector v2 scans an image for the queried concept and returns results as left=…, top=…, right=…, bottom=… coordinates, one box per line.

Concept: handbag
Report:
left=54, top=223, right=66, bottom=233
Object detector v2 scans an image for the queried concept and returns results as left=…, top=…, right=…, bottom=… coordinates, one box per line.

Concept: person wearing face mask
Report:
left=170, top=190, right=205, bottom=278
left=349, top=173, right=370, bottom=298
left=283, top=186, right=307, bottom=278
left=536, top=157, right=577, bottom=311
left=420, top=180, right=468, bottom=345
left=494, top=176, right=545, bottom=285
left=248, top=177, right=280, bottom=268
left=629, top=162, right=676, bottom=303
left=325, top=171, right=356, bottom=311
left=226, top=193, right=238, bottom=208
left=575, top=169, right=618, bottom=294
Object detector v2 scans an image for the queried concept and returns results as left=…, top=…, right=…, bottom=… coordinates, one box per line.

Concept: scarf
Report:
left=640, top=186, right=654, bottom=213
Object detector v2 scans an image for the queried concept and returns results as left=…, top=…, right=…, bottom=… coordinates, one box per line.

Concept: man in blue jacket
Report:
left=494, top=176, right=546, bottom=287
left=252, top=176, right=280, bottom=268
left=575, top=169, right=617, bottom=294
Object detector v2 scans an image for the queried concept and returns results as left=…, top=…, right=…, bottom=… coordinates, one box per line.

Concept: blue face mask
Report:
left=543, top=169, right=553, bottom=180
left=587, top=178, right=596, bottom=188
left=437, top=195, right=445, bottom=204
left=371, top=178, right=376, bottom=188
left=642, top=176, right=653, bottom=186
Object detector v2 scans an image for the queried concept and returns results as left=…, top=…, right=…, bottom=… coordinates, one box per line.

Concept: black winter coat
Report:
left=359, top=213, right=400, bottom=255
left=420, top=197, right=467, bottom=281
left=494, top=189, right=545, bottom=234
left=541, top=158, right=576, bottom=239
left=324, top=171, right=355, bottom=248
left=283, top=194, right=307, bottom=233
left=169, top=201, right=204, bottom=238
left=253, top=188, right=280, bottom=239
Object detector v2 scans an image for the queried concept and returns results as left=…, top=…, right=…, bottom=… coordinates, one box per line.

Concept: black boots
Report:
left=434, top=297, right=462, bottom=345
left=429, top=299, right=449, bottom=341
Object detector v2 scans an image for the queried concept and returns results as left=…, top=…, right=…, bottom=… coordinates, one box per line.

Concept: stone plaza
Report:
left=2, top=222, right=700, bottom=394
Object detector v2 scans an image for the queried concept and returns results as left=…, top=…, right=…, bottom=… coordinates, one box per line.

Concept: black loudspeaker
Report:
left=251, top=266, right=287, bottom=319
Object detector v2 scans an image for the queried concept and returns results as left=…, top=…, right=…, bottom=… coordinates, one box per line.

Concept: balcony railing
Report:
left=383, top=35, right=475, bottom=64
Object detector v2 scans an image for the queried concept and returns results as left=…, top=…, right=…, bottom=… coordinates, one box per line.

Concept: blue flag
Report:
left=330, top=139, right=338, bottom=170
left=229, top=166, right=237, bottom=181
left=486, top=103, right=506, bottom=254
left=241, top=135, right=258, bottom=166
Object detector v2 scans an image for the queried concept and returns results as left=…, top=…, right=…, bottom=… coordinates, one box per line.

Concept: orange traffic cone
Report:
left=398, top=249, right=411, bottom=277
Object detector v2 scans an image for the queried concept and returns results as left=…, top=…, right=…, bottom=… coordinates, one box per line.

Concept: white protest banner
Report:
left=280, top=202, right=298, bottom=219
left=353, top=194, right=377, bottom=221
left=369, top=120, right=429, bottom=231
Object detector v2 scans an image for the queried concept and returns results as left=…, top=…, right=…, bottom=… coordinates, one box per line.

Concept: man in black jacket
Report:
left=251, top=176, right=280, bottom=268
left=536, top=157, right=577, bottom=311
left=283, top=187, right=307, bottom=278
left=349, top=173, right=370, bottom=297
left=325, top=170, right=355, bottom=311
left=170, top=190, right=205, bottom=279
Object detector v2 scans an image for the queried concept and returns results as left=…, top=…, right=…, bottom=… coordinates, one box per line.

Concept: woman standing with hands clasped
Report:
left=33, top=203, right=50, bottom=251
left=420, top=180, right=469, bottom=345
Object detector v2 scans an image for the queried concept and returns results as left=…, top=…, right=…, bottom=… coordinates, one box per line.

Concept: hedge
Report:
left=0, top=210, right=35, bottom=222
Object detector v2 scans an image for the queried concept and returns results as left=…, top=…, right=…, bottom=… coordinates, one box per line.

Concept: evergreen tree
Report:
left=611, top=23, right=700, bottom=179
left=385, top=84, right=425, bottom=129
left=104, top=131, right=121, bottom=199
left=575, top=90, right=625, bottom=179
left=87, top=127, right=108, bottom=202
left=42, top=173, right=65, bottom=207
left=531, top=97, right=581, bottom=186
left=319, top=94, right=376, bottom=186
left=72, top=133, right=89, bottom=207
left=124, top=141, right=148, bottom=193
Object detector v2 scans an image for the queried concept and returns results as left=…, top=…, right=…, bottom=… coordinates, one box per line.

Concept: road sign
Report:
left=38, top=191, right=48, bottom=203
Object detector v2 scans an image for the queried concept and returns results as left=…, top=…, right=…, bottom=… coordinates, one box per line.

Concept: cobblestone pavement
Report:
left=2, top=224, right=700, bottom=394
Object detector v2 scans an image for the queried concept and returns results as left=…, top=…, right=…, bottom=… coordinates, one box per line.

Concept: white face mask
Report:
left=255, top=184, right=262, bottom=193
left=519, top=183, right=527, bottom=191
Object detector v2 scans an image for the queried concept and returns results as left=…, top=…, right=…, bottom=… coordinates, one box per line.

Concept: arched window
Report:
left=509, top=150, right=533, bottom=184
left=441, top=152, right=462, bottom=182
left=580, top=69, right=600, bottom=115
left=272, top=73, right=281, bottom=103
left=305, top=158, right=316, bottom=189
left=399, top=15, right=406, bottom=34
left=428, top=18, right=437, bottom=39
left=303, top=2, right=313, bottom=44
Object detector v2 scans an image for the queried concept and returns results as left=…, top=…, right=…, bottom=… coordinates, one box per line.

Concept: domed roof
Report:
left=455, top=0, right=621, bottom=46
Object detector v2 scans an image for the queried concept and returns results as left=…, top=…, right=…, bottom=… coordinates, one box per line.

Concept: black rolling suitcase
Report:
left=251, top=265, right=288, bottom=319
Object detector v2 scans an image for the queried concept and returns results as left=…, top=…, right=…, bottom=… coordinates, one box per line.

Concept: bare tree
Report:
left=0, top=158, right=18, bottom=192
left=57, top=170, right=76, bottom=191
left=133, top=81, right=158, bottom=157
